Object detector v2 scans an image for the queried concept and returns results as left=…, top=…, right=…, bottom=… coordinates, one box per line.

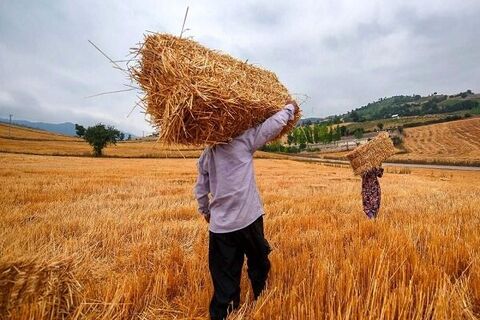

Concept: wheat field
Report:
left=0, top=124, right=83, bottom=141
left=319, top=118, right=480, bottom=166
left=1, top=152, right=479, bottom=319
left=393, top=118, right=480, bottom=166
left=0, top=124, right=289, bottom=160
left=0, top=124, right=203, bottom=158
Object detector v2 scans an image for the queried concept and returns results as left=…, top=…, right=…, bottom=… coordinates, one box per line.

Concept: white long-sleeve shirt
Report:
left=194, top=104, right=296, bottom=233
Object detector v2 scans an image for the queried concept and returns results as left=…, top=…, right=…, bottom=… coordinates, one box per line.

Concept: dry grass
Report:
left=346, top=132, right=396, bottom=175
left=319, top=118, right=480, bottom=166
left=0, top=257, right=81, bottom=319
left=1, top=153, right=479, bottom=319
left=0, top=124, right=289, bottom=160
left=0, top=124, right=82, bottom=141
left=393, top=118, right=480, bottom=166
left=131, top=33, right=300, bottom=145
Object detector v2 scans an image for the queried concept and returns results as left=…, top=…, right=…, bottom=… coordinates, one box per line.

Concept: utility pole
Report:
left=9, top=114, right=12, bottom=137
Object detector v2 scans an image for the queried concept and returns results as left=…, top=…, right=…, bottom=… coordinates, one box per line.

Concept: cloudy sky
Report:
left=1, top=0, right=479, bottom=135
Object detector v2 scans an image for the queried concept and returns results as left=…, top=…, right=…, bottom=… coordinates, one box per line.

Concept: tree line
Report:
left=261, top=123, right=365, bottom=153
left=342, top=91, right=477, bottom=122
left=287, top=124, right=342, bottom=147
left=287, top=124, right=365, bottom=147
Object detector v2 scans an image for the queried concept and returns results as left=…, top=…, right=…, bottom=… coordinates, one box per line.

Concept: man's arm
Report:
left=246, top=102, right=298, bottom=152
left=194, top=152, right=210, bottom=218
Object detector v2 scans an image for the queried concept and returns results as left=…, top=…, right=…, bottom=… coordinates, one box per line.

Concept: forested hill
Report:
left=341, top=90, right=480, bottom=122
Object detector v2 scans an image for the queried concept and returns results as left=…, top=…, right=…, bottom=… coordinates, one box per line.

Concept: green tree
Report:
left=313, top=124, right=321, bottom=143
left=75, top=124, right=86, bottom=137
left=119, top=132, right=125, bottom=141
left=127, top=134, right=132, bottom=141
left=83, top=124, right=121, bottom=157
left=290, top=128, right=299, bottom=145
left=287, top=132, right=294, bottom=145
left=333, top=125, right=342, bottom=141
left=327, top=128, right=333, bottom=143
left=354, top=128, right=364, bottom=139
left=303, top=126, right=314, bottom=144
left=297, top=128, right=307, bottom=148
left=350, top=111, right=360, bottom=122
left=318, top=125, right=329, bottom=143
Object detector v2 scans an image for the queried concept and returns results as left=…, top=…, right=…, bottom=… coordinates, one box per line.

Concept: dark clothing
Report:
left=361, top=167, right=384, bottom=219
left=209, top=216, right=271, bottom=320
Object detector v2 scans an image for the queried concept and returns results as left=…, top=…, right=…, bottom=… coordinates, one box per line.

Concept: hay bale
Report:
left=346, top=132, right=396, bottom=175
left=0, top=257, right=81, bottom=319
left=130, top=33, right=301, bottom=145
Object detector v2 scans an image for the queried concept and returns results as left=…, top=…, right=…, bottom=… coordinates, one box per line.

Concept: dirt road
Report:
left=290, top=156, right=480, bottom=171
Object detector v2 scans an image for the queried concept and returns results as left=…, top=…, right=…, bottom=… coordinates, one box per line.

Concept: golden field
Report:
left=393, top=117, right=480, bottom=166
left=1, top=153, right=479, bottom=319
left=0, top=124, right=285, bottom=160
left=0, top=124, right=83, bottom=141
left=0, top=123, right=203, bottom=158
left=3, top=118, right=480, bottom=165
left=320, top=118, right=480, bottom=166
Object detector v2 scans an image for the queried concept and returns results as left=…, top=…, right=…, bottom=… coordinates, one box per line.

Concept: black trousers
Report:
left=209, top=216, right=271, bottom=320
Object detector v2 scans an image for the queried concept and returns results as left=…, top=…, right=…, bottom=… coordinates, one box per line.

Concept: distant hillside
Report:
left=0, top=123, right=288, bottom=159
left=0, top=119, right=77, bottom=136
left=392, top=117, right=480, bottom=166
left=298, top=117, right=325, bottom=125
left=341, top=90, right=480, bottom=122
left=0, top=118, right=136, bottom=138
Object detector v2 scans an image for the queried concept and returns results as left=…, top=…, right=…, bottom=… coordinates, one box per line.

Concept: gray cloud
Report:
left=1, top=0, right=479, bottom=135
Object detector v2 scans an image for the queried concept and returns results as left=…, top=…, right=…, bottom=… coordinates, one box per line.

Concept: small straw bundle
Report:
left=0, top=258, right=81, bottom=319
left=346, top=132, right=396, bottom=175
left=130, top=33, right=301, bottom=145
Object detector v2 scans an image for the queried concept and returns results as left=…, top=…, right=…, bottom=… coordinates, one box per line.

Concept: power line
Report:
left=9, top=114, right=12, bottom=137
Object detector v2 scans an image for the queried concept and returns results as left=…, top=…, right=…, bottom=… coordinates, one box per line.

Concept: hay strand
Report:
left=0, top=257, right=81, bottom=319
left=130, top=33, right=301, bottom=145
left=346, top=132, right=396, bottom=175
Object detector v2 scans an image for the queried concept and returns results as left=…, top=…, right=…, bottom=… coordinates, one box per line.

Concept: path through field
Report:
left=291, top=156, right=480, bottom=171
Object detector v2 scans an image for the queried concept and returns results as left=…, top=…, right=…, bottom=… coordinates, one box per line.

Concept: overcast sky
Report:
left=1, top=1, right=479, bottom=135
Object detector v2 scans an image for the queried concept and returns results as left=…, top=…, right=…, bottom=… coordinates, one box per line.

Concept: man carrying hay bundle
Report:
left=195, top=101, right=299, bottom=320
left=346, top=132, right=396, bottom=219
left=131, top=33, right=301, bottom=319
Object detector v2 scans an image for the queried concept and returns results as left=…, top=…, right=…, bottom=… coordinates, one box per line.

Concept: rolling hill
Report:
left=318, top=117, right=480, bottom=166
left=2, top=116, right=479, bottom=166
left=392, top=117, right=480, bottom=166
left=0, top=118, right=136, bottom=138
left=340, top=90, right=480, bottom=122
left=0, top=123, right=287, bottom=159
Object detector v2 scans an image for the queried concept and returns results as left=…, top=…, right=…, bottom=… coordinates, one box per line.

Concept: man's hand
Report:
left=286, top=100, right=299, bottom=112
left=203, top=213, right=210, bottom=223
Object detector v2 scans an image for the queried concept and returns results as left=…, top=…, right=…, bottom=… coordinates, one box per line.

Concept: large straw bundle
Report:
left=346, top=132, right=396, bottom=175
left=0, top=258, right=81, bottom=319
left=130, top=33, right=301, bottom=145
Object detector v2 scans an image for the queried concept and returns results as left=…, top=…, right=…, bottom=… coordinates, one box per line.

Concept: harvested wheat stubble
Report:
left=346, top=132, right=397, bottom=175
left=0, top=257, right=81, bottom=319
left=130, top=33, right=301, bottom=145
